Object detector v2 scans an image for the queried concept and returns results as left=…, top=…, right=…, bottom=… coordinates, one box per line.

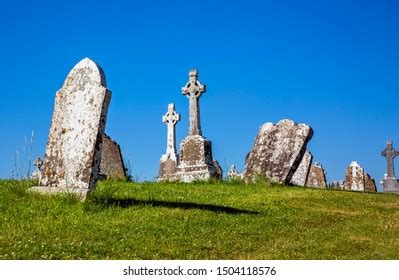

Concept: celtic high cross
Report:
left=181, top=69, right=206, bottom=136
left=381, top=140, right=399, bottom=178
left=162, top=103, right=180, bottom=159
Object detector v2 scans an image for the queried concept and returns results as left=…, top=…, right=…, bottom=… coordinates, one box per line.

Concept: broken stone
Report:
left=243, top=119, right=313, bottom=184
left=305, top=162, right=327, bottom=188
left=381, top=140, right=399, bottom=194
left=342, top=161, right=375, bottom=192
left=30, top=58, right=111, bottom=198
left=99, top=134, right=126, bottom=180
left=290, top=150, right=313, bottom=186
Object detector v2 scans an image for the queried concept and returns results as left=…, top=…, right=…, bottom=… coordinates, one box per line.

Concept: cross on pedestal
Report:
left=182, top=69, right=206, bottom=136
left=162, top=103, right=180, bottom=159
left=381, top=140, right=399, bottom=178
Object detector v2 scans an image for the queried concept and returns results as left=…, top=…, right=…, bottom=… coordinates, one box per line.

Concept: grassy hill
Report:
left=1, top=179, right=398, bottom=260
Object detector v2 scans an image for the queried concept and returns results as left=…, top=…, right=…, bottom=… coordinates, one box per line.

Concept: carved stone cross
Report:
left=162, top=103, right=180, bottom=159
left=182, top=69, right=206, bottom=136
left=381, top=140, right=398, bottom=178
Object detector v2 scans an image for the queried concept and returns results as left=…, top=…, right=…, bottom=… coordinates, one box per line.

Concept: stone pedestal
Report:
left=172, top=135, right=219, bottom=182
left=381, top=177, right=399, bottom=194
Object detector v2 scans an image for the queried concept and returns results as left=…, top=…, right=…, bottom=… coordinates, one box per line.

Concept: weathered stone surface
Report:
left=381, top=140, right=399, bottom=194
left=290, top=150, right=312, bottom=186
left=173, top=135, right=219, bottom=182
left=158, top=104, right=180, bottom=180
left=171, top=69, right=221, bottom=182
left=213, top=160, right=223, bottom=180
left=364, top=173, right=377, bottom=193
left=31, top=58, right=111, bottom=198
left=342, top=161, right=376, bottom=192
left=305, top=162, right=327, bottom=188
left=243, top=119, right=313, bottom=183
left=99, top=134, right=126, bottom=180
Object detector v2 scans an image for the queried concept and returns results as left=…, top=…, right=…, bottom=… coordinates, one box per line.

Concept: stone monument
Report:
left=243, top=119, right=313, bottom=184
left=381, top=141, right=399, bottom=193
left=172, top=69, right=221, bottom=182
left=99, top=134, right=127, bottom=180
left=343, top=161, right=376, bottom=192
left=158, top=103, right=180, bottom=180
left=305, top=162, right=328, bottom=188
left=290, top=150, right=313, bottom=186
left=30, top=58, right=111, bottom=198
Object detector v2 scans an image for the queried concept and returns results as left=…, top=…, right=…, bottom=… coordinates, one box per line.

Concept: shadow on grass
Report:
left=92, top=197, right=259, bottom=215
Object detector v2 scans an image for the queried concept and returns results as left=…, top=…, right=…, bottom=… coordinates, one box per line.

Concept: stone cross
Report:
left=181, top=69, right=206, bottom=136
left=34, top=156, right=43, bottom=171
left=381, top=140, right=398, bottom=178
left=162, top=103, right=180, bottom=158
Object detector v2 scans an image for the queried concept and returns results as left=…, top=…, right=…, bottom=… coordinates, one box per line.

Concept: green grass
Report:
left=1, top=179, right=398, bottom=260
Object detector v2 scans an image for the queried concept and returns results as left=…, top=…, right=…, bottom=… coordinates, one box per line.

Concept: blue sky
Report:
left=0, top=0, right=398, bottom=190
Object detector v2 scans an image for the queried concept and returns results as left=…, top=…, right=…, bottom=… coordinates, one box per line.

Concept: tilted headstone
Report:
left=30, top=58, right=111, bottom=198
left=290, top=150, right=313, bottom=186
left=243, top=119, right=313, bottom=184
left=99, top=134, right=126, bottom=180
left=381, top=140, right=399, bottom=193
left=172, top=69, right=221, bottom=182
left=158, top=103, right=180, bottom=180
left=364, top=173, right=377, bottom=193
left=305, top=162, right=328, bottom=188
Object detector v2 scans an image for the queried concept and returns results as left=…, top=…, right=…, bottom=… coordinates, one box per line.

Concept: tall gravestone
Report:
left=31, top=58, right=111, bottom=197
left=290, top=150, right=313, bottom=186
left=172, top=69, right=221, bottom=182
left=381, top=141, right=399, bottom=193
left=159, top=103, right=180, bottom=180
left=243, top=119, right=313, bottom=184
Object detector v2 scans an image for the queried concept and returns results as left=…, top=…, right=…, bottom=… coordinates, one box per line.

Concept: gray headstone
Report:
left=290, top=150, right=313, bottom=186
left=243, top=119, right=313, bottom=184
left=99, top=134, right=126, bottom=180
left=31, top=58, right=111, bottom=198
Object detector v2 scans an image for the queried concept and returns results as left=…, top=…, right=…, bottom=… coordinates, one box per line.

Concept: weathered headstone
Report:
left=342, top=161, right=376, bottom=192
left=172, top=69, right=221, bottom=182
left=31, top=58, right=111, bottom=198
left=305, top=162, right=327, bottom=188
left=99, top=134, right=126, bottom=180
left=364, top=173, right=377, bottom=193
left=159, top=103, right=180, bottom=180
left=290, top=150, right=313, bottom=186
left=243, top=119, right=313, bottom=184
left=31, top=156, right=43, bottom=181
left=381, top=140, right=399, bottom=193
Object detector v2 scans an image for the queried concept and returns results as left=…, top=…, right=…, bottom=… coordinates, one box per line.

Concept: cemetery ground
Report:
left=1, top=180, right=398, bottom=260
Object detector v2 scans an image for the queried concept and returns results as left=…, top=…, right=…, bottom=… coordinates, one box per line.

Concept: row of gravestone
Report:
left=29, top=58, right=399, bottom=199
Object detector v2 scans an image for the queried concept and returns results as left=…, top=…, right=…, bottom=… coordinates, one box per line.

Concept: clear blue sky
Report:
left=1, top=0, right=398, bottom=190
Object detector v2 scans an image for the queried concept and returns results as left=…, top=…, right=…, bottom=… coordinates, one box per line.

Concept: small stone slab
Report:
left=306, top=163, right=327, bottom=188
left=243, top=119, right=313, bottom=184
left=99, top=134, right=126, bottom=180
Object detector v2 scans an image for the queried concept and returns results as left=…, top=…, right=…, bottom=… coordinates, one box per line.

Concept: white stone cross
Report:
left=162, top=103, right=180, bottom=159
left=181, top=69, right=206, bottom=136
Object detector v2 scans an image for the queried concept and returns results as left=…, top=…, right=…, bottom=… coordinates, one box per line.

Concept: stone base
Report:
left=171, top=135, right=221, bottom=182
left=29, top=186, right=91, bottom=200
left=158, top=155, right=178, bottom=181
left=382, top=177, right=399, bottom=194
